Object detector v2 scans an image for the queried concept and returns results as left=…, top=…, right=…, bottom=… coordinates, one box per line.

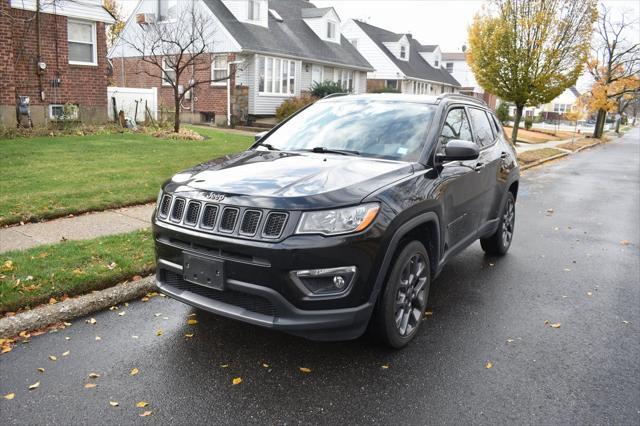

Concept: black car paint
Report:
left=153, top=94, right=519, bottom=341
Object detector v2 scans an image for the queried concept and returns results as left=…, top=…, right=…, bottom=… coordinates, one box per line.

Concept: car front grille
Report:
left=161, top=270, right=277, bottom=317
left=157, top=194, right=289, bottom=241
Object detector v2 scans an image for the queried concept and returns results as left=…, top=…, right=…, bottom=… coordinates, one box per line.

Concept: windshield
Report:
left=257, top=99, right=436, bottom=161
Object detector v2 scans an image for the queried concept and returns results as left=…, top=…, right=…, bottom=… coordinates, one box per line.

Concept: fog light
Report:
left=291, top=266, right=357, bottom=296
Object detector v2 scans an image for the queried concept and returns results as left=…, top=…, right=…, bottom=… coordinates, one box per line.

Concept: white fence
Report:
left=107, top=87, right=157, bottom=123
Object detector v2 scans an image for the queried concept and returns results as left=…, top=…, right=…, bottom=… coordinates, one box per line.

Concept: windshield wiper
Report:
left=305, top=147, right=360, bottom=156
left=258, top=143, right=280, bottom=151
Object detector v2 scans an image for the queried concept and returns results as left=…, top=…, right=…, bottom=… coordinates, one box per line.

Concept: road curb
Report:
left=0, top=275, right=156, bottom=338
left=520, top=152, right=570, bottom=171
left=575, top=141, right=602, bottom=152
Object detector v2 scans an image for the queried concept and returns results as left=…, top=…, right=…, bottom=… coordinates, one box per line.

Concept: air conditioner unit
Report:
left=136, top=13, right=157, bottom=25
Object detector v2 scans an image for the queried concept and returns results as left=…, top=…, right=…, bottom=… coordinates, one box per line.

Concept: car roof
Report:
left=319, top=93, right=488, bottom=108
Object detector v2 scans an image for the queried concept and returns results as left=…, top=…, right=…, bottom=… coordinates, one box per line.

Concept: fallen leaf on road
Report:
left=485, top=361, right=493, bottom=369
left=546, top=208, right=554, bottom=215
left=187, top=319, right=198, bottom=325
left=188, top=313, right=197, bottom=317
left=262, top=363, right=269, bottom=368
left=49, top=355, right=57, bottom=361
left=109, top=401, right=119, bottom=407
left=185, top=333, right=194, bottom=338
left=220, top=364, right=229, bottom=368
left=139, top=411, right=152, bottom=417
left=131, top=335, right=139, bottom=339
left=620, top=240, right=630, bottom=246
left=299, top=367, right=312, bottom=373
left=118, top=312, right=126, bottom=316
left=506, top=339, right=515, bottom=343
left=84, top=383, right=97, bottom=389
left=587, top=292, right=593, bottom=296
left=154, top=313, right=162, bottom=317
left=381, top=365, right=390, bottom=369
left=156, top=329, right=163, bottom=336
left=86, top=318, right=96, bottom=325
left=63, top=322, right=72, bottom=326
left=95, top=336, right=101, bottom=341
left=130, top=368, right=139, bottom=376
left=62, top=351, right=70, bottom=356
left=29, top=381, right=40, bottom=390
left=132, top=275, right=142, bottom=282
left=550, top=323, right=561, bottom=328
left=37, top=368, right=45, bottom=373
left=4, top=393, right=15, bottom=400
left=622, top=320, right=629, bottom=324
left=563, top=268, right=571, bottom=272
left=88, top=373, right=100, bottom=379
left=109, top=306, right=118, bottom=311
left=64, top=337, right=70, bottom=340
left=136, top=401, right=149, bottom=408
left=141, top=297, right=149, bottom=302
left=424, top=309, right=433, bottom=317
left=232, top=377, right=242, bottom=385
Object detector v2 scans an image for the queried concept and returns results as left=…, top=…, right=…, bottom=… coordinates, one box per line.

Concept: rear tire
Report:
left=480, top=192, right=515, bottom=256
left=371, top=241, right=430, bottom=349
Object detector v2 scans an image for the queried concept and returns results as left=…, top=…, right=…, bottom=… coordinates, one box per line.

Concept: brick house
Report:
left=109, top=0, right=373, bottom=126
left=0, top=0, right=115, bottom=127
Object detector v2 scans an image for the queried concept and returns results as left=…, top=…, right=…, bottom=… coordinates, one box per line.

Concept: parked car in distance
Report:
left=153, top=94, right=520, bottom=348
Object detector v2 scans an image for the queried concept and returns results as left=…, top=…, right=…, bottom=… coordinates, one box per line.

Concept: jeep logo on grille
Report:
left=204, top=192, right=226, bottom=202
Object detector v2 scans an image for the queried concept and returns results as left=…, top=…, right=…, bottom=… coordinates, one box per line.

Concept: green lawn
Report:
left=0, top=229, right=154, bottom=313
left=0, top=126, right=253, bottom=226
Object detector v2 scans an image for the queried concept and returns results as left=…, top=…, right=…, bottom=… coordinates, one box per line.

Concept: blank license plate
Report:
left=183, top=252, right=225, bottom=291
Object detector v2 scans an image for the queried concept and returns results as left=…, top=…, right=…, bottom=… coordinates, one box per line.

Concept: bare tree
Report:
left=587, top=5, right=640, bottom=138
left=119, top=5, right=229, bottom=132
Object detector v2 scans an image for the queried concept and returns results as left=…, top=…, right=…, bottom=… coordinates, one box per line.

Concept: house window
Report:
left=446, top=62, right=454, bottom=73
left=385, top=80, right=397, bottom=90
left=323, top=66, right=334, bottom=82
left=400, top=45, right=406, bottom=59
left=158, top=0, right=177, bottom=22
left=49, top=104, right=79, bottom=121
left=68, top=20, right=96, bottom=65
left=211, top=55, right=228, bottom=85
left=434, top=60, right=439, bottom=67
left=248, top=0, right=260, bottom=21
left=327, top=21, right=336, bottom=39
left=162, top=57, right=176, bottom=86
left=335, top=69, right=353, bottom=92
left=258, top=56, right=296, bottom=95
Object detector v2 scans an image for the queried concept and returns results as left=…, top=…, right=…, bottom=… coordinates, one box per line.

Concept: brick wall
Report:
left=0, top=2, right=109, bottom=126
left=111, top=54, right=237, bottom=125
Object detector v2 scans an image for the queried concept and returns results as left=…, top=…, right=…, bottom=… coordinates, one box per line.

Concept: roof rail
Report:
left=436, top=93, right=487, bottom=107
left=322, top=93, right=349, bottom=99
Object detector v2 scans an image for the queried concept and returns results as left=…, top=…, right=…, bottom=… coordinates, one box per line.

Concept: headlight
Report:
left=296, top=203, right=380, bottom=235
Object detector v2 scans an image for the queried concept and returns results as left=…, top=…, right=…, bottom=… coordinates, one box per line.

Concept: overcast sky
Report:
left=118, top=0, right=639, bottom=51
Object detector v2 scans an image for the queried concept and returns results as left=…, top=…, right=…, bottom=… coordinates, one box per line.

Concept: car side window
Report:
left=468, top=108, right=496, bottom=148
left=439, top=108, right=473, bottom=146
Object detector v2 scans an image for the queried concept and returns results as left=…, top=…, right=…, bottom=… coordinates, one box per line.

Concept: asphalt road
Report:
left=2, top=129, right=639, bottom=425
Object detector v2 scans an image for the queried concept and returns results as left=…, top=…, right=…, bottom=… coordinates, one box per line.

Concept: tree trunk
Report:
left=593, top=109, right=606, bottom=139
left=173, top=90, right=181, bottom=133
left=511, top=104, right=524, bottom=145
left=615, top=116, right=621, bottom=134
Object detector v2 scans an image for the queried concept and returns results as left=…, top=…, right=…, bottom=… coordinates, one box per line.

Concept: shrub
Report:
left=275, top=94, right=316, bottom=122
left=310, top=81, right=344, bottom=98
left=495, top=102, right=510, bottom=124
left=370, top=87, right=401, bottom=94
left=524, top=116, right=533, bottom=130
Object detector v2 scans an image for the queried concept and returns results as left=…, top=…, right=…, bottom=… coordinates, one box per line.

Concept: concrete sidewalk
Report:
left=514, top=136, right=576, bottom=153
left=0, top=204, right=154, bottom=253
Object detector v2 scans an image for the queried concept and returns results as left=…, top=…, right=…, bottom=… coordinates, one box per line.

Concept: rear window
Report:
left=468, top=108, right=496, bottom=147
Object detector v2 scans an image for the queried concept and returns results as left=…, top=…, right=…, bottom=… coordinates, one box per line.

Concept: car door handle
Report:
left=475, top=163, right=485, bottom=171
left=500, top=152, right=508, bottom=159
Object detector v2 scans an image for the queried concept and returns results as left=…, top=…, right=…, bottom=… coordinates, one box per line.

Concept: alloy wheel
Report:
left=394, top=253, right=428, bottom=336
left=501, top=199, right=515, bottom=246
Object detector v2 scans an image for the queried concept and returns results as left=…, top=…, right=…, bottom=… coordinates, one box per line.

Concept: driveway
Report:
left=1, top=129, right=638, bottom=425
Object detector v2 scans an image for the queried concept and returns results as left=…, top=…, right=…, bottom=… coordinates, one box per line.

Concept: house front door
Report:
left=312, top=65, right=322, bottom=85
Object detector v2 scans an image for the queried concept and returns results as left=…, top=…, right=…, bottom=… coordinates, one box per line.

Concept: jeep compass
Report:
left=153, top=94, right=519, bottom=348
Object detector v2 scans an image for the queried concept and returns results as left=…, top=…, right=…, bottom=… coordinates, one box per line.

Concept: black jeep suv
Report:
left=153, top=94, right=519, bottom=348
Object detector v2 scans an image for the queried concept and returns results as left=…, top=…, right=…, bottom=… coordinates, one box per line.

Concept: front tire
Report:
left=481, top=192, right=515, bottom=255
left=371, top=241, right=430, bottom=348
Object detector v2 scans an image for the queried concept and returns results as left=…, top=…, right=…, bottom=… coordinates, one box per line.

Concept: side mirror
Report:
left=436, top=139, right=480, bottom=162
left=255, top=131, right=268, bottom=142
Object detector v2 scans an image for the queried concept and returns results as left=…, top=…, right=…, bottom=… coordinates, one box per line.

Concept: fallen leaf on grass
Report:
left=136, top=401, right=149, bottom=408
left=485, top=361, right=493, bottom=369
left=109, top=401, right=119, bottom=407
left=232, top=377, right=242, bottom=385
left=88, top=373, right=100, bottom=379
left=106, top=262, right=117, bottom=270
left=49, top=355, right=57, bottom=361
left=139, top=411, right=152, bottom=417
left=299, top=367, right=312, bottom=373
left=29, top=381, right=40, bottom=390
left=4, top=393, right=15, bottom=400
left=37, top=368, right=45, bottom=373
left=187, top=319, right=198, bottom=325
left=2, top=260, right=14, bottom=271
left=86, top=318, right=96, bottom=325
left=130, top=368, right=139, bottom=376
left=84, top=383, right=97, bottom=389
left=49, top=298, right=57, bottom=305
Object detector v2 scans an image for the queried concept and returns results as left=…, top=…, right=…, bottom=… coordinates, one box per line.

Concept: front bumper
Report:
left=154, top=215, right=387, bottom=341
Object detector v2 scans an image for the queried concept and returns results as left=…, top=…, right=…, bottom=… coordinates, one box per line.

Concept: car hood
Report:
left=164, top=150, right=414, bottom=210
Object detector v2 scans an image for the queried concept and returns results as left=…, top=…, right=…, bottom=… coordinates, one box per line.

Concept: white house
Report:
left=341, top=19, right=460, bottom=95
left=441, top=51, right=497, bottom=108
left=109, top=0, right=373, bottom=124
left=508, top=87, right=582, bottom=119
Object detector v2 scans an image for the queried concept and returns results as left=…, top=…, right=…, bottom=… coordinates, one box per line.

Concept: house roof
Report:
left=442, top=52, right=467, bottom=61
left=418, top=44, right=438, bottom=52
left=300, top=7, right=333, bottom=18
left=203, top=0, right=373, bottom=71
left=569, top=86, right=580, bottom=97
left=353, top=20, right=460, bottom=86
